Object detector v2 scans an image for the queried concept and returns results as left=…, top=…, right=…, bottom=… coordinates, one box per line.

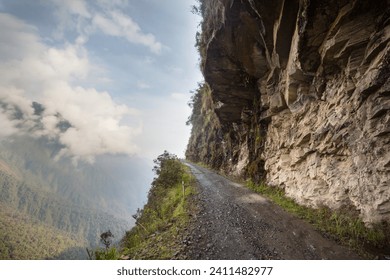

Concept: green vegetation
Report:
left=0, top=168, right=130, bottom=247
left=191, top=0, right=207, bottom=68
left=0, top=203, right=86, bottom=259
left=0, top=137, right=137, bottom=259
left=186, top=82, right=210, bottom=127
left=120, top=151, right=196, bottom=260
left=88, top=230, right=120, bottom=260
left=246, top=180, right=390, bottom=257
left=186, top=82, right=224, bottom=167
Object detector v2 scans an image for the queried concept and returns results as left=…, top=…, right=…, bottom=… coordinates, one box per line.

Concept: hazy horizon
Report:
left=0, top=0, right=202, bottom=259
left=0, top=0, right=202, bottom=163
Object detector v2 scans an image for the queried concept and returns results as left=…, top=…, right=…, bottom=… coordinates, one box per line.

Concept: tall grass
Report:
left=120, top=165, right=196, bottom=259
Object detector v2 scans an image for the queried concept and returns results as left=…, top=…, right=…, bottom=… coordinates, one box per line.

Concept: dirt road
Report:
left=183, top=162, right=360, bottom=260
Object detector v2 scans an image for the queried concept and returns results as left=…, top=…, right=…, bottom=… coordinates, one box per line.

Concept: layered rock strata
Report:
left=186, top=0, right=390, bottom=223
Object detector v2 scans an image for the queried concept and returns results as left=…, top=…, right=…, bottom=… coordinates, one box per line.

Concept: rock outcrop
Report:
left=186, top=0, right=390, bottom=224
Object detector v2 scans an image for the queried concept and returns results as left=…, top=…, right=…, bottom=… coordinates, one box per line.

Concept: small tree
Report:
left=100, top=230, right=114, bottom=252
left=87, top=230, right=118, bottom=260
left=152, top=151, right=184, bottom=189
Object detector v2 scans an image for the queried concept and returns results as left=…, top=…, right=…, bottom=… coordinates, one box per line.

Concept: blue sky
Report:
left=0, top=0, right=202, bottom=161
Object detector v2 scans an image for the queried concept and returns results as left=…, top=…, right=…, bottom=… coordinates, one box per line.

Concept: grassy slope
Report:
left=120, top=164, right=196, bottom=260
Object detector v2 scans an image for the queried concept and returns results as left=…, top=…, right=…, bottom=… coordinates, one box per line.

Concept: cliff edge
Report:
left=186, top=0, right=390, bottom=224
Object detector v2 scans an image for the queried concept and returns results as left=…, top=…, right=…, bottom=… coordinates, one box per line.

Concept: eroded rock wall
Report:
left=186, top=0, right=390, bottom=224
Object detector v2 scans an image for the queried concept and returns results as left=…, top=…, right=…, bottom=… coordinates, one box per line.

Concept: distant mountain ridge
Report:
left=0, top=135, right=153, bottom=259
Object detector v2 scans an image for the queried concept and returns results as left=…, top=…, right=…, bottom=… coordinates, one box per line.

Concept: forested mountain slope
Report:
left=0, top=136, right=152, bottom=259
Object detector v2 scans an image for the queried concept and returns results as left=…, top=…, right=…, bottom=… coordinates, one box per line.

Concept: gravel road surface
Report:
left=184, top=162, right=360, bottom=260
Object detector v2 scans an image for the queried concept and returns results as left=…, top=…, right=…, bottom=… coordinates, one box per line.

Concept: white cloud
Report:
left=0, top=110, right=19, bottom=138
left=48, top=0, right=163, bottom=54
left=92, top=13, right=121, bottom=36
left=0, top=86, right=35, bottom=116
left=92, top=10, right=163, bottom=54
left=0, top=13, right=141, bottom=162
left=96, top=0, right=129, bottom=10
left=59, top=0, right=91, bottom=18
left=49, top=0, right=91, bottom=40
left=0, top=13, right=41, bottom=58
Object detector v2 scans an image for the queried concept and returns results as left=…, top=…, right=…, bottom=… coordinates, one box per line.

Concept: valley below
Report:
left=0, top=136, right=152, bottom=259
left=0, top=0, right=389, bottom=261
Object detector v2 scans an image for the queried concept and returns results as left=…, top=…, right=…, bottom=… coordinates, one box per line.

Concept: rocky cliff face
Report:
left=186, top=0, right=390, bottom=224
